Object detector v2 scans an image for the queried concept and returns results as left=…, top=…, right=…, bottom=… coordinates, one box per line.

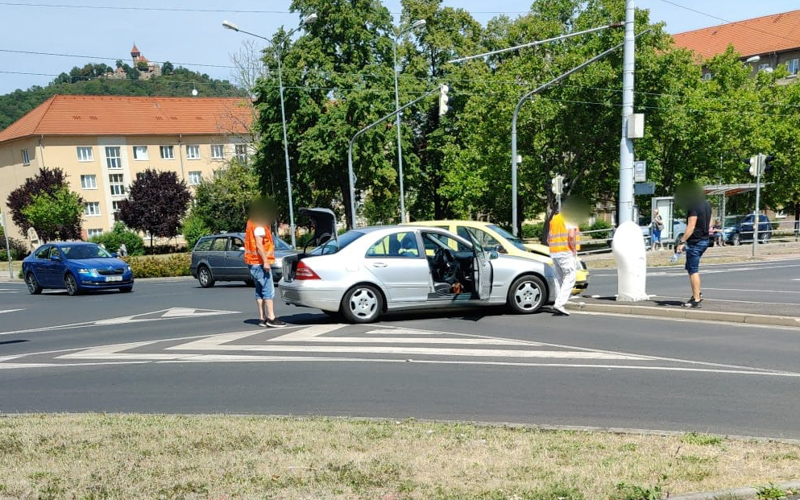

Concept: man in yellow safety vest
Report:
left=548, top=202, right=582, bottom=316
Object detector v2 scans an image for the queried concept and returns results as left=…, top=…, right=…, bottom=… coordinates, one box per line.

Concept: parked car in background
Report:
left=22, top=242, right=134, bottom=296
left=280, top=221, right=556, bottom=324
left=639, top=217, right=687, bottom=245
left=191, top=232, right=296, bottom=288
left=723, top=214, right=772, bottom=245
left=406, top=220, right=588, bottom=294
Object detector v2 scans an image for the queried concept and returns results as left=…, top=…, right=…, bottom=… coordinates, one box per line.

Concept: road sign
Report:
left=634, top=161, right=647, bottom=183
left=634, top=182, right=655, bottom=195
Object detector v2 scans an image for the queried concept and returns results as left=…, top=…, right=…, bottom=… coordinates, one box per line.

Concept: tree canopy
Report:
left=117, top=170, right=191, bottom=249
left=7, top=167, right=83, bottom=242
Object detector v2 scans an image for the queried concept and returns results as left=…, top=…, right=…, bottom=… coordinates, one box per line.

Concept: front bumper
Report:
left=77, top=275, right=134, bottom=288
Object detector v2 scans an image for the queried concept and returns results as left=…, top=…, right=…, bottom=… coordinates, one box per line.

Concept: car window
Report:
left=211, top=237, right=228, bottom=252
left=273, top=235, right=291, bottom=251
left=194, top=238, right=213, bottom=252
left=48, top=247, right=62, bottom=259
left=466, top=227, right=506, bottom=253
left=487, top=225, right=527, bottom=252
left=60, top=244, right=112, bottom=259
left=35, top=246, right=50, bottom=259
left=422, top=232, right=471, bottom=254
left=230, top=237, right=244, bottom=250
left=308, top=231, right=365, bottom=256
left=366, top=232, right=420, bottom=258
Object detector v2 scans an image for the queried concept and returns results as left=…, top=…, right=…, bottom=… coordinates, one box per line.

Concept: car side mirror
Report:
left=238, top=246, right=245, bottom=251
left=489, top=250, right=500, bottom=260
left=111, top=252, right=118, bottom=258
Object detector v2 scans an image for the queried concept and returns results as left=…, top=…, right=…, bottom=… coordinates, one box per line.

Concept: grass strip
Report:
left=1, top=415, right=799, bottom=499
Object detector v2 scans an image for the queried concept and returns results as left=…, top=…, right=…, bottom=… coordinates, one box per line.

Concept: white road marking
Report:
left=704, top=287, right=800, bottom=294
left=0, top=307, right=240, bottom=336
left=0, top=308, right=24, bottom=314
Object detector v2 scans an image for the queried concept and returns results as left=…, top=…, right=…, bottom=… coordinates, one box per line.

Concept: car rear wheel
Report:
left=64, top=273, right=80, bottom=296
left=732, top=233, right=741, bottom=246
left=25, top=272, right=42, bottom=295
left=507, top=275, right=546, bottom=314
left=119, top=286, right=133, bottom=293
left=341, top=284, right=382, bottom=324
left=198, top=266, right=215, bottom=288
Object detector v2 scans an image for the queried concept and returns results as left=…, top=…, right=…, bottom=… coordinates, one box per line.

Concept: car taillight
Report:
left=295, top=261, right=321, bottom=280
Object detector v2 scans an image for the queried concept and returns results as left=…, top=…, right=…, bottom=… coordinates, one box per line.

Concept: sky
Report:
left=0, top=0, right=799, bottom=95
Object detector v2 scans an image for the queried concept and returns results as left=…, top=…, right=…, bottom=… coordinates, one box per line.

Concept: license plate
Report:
left=105, top=275, right=122, bottom=282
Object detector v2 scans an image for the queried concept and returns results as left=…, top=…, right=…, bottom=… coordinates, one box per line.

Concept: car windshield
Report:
left=273, top=236, right=292, bottom=251
left=308, top=231, right=364, bottom=256
left=487, top=225, right=527, bottom=251
left=61, top=244, right=112, bottom=259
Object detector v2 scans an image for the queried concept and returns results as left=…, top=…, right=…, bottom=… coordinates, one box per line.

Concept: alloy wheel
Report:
left=514, top=281, right=542, bottom=311
left=349, top=288, right=378, bottom=320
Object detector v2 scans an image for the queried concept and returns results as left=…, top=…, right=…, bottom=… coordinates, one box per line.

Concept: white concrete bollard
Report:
left=612, top=221, right=649, bottom=302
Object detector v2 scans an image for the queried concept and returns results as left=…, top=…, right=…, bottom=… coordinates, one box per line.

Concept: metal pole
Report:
left=2, top=213, right=11, bottom=279
left=393, top=38, right=406, bottom=223
left=753, top=153, right=762, bottom=257
left=276, top=55, right=297, bottom=248
left=618, top=0, right=636, bottom=225
left=511, top=116, right=519, bottom=236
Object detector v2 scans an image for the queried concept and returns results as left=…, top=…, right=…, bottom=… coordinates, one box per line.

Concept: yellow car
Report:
left=406, top=220, right=589, bottom=294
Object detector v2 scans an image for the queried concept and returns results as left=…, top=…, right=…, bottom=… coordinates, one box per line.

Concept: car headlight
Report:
left=126, top=266, right=132, bottom=273
left=78, top=268, right=98, bottom=276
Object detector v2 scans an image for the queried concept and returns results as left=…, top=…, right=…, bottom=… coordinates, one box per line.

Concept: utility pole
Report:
left=752, top=153, right=763, bottom=257
left=1, top=213, right=11, bottom=279
left=618, top=0, right=636, bottom=225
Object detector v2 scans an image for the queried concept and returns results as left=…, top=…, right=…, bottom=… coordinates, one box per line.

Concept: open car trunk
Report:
left=282, top=207, right=337, bottom=282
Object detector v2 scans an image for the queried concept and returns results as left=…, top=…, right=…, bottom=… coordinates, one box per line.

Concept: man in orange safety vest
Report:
left=244, top=198, right=286, bottom=328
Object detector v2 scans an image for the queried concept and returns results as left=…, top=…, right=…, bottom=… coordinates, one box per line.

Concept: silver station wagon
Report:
left=191, top=232, right=296, bottom=287
left=281, top=209, right=557, bottom=324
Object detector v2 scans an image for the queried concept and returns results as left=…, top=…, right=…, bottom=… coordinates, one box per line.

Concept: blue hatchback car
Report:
left=22, top=242, right=134, bottom=296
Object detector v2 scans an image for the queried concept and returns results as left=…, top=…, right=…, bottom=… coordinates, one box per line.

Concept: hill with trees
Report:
left=0, top=63, right=241, bottom=131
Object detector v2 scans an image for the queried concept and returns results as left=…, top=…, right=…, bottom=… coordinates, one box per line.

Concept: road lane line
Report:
left=704, top=287, right=800, bottom=294
left=0, top=308, right=24, bottom=314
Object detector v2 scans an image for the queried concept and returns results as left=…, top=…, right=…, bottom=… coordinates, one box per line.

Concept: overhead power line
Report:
left=0, top=48, right=235, bottom=70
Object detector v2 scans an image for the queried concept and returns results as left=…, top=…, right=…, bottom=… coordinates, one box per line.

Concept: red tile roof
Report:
left=673, top=9, right=800, bottom=59
left=0, top=95, right=253, bottom=145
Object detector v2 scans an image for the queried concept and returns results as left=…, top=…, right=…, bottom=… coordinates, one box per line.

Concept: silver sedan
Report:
left=280, top=225, right=556, bottom=323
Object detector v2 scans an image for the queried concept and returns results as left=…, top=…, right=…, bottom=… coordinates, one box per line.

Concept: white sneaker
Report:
left=553, top=304, right=570, bottom=316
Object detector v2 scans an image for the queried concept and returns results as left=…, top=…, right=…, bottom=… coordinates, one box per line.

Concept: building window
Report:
left=788, top=59, right=799, bottom=76
left=105, top=146, right=122, bottom=169
left=186, top=145, right=200, bottom=160
left=109, top=174, right=126, bottom=196
left=235, top=144, right=249, bottom=163
left=87, top=229, right=104, bottom=238
left=80, top=174, right=97, bottom=190
left=758, top=63, right=772, bottom=72
left=211, top=144, right=225, bottom=159
left=112, top=200, right=123, bottom=214
left=132, top=146, right=148, bottom=160
left=77, top=147, right=94, bottom=162
left=84, top=202, right=101, bottom=216
left=188, top=171, right=203, bottom=186
left=702, top=72, right=713, bottom=81
left=136, top=172, right=145, bottom=181
left=21, top=149, right=30, bottom=166
left=160, top=145, right=174, bottom=159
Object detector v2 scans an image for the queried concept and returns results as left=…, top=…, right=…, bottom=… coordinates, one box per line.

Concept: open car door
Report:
left=465, top=230, right=492, bottom=300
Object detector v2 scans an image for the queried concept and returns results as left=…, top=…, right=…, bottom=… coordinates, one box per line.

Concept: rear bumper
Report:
left=280, top=282, right=345, bottom=312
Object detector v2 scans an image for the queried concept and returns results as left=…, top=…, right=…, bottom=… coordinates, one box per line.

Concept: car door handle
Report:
left=372, top=262, right=388, bottom=268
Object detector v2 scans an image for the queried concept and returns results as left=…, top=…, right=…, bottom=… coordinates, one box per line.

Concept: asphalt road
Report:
left=1, top=264, right=799, bottom=439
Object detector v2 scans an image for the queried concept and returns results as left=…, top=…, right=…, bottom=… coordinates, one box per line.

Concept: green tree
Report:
left=117, top=170, right=191, bottom=250
left=7, top=167, right=83, bottom=241
left=20, top=187, right=83, bottom=243
left=89, top=222, right=145, bottom=256
left=192, top=163, right=260, bottom=233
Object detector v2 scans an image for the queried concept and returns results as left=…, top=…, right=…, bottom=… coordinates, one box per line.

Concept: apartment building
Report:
left=673, top=9, right=800, bottom=81
left=0, top=95, right=253, bottom=242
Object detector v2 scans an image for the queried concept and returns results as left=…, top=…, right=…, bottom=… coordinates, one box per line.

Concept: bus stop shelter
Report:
left=703, top=183, right=759, bottom=224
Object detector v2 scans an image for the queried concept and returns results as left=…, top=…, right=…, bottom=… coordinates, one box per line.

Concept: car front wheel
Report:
left=507, top=275, right=546, bottom=314
left=64, top=273, right=80, bottom=296
left=198, top=266, right=215, bottom=288
left=341, top=284, right=383, bottom=324
left=25, top=272, right=42, bottom=295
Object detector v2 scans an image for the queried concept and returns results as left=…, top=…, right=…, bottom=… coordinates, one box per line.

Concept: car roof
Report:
left=202, top=233, right=245, bottom=238
left=53, top=241, right=96, bottom=246
left=405, top=220, right=492, bottom=227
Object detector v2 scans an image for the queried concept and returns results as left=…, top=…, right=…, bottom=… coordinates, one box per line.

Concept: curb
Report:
left=668, top=480, right=800, bottom=500
left=566, top=302, right=800, bottom=328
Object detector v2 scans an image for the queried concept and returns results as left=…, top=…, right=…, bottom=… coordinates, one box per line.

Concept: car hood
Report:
left=68, top=258, right=129, bottom=269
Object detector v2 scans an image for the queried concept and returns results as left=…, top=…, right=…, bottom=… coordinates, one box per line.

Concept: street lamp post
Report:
left=222, top=13, right=318, bottom=248
left=393, top=19, right=426, bottom=223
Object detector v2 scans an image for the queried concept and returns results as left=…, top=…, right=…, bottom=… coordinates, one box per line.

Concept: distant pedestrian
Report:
left=118, top=243, right=128, bottom=257
left=675, top=182, right=713, bottom=308
left=244, top=197, right=286, bottom=328
left=651, top=209, right=664, bottom=251
left=548, top=197, right=587, bottom=316
left=712, top=219, right=725, bottom=247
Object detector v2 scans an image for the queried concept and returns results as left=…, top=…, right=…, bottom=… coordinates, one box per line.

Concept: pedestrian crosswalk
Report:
left=2, top=323, right=798, bottom=378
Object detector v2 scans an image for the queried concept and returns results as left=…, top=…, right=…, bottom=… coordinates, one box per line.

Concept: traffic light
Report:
left=745, top=155, right=759, bottom=176
left=355, top=189, right=363, bottom=203
left=764, top=154, right=776, bottom=174
left=551, top=175, right=564, bottom=195
left=438, top=84, right=449, bottom=116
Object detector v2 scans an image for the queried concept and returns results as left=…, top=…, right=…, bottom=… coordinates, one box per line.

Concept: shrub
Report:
left=588, top=219, right=613, bottom=240
left=89, top=223, right=145, bottom=256
left=181, top=214, right=211, bottom=250
left=522, top=222, right=545, bottom=240
left=0, top=236, right=30, bottom=261
left=123, top=254, right=191, bottom=279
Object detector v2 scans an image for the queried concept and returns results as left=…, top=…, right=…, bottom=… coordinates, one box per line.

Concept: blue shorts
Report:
left=652, top=229, right=662, bottom=242
left=248, top=264, right=275, bottom=300
left=684, top=239, right=709, bottom=275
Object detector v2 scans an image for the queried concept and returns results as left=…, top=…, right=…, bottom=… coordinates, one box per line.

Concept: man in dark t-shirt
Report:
left=676, top=192, right=712, bottom=308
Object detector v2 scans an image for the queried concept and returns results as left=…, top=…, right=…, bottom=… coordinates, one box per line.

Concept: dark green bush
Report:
left=0, top=236, right=30, bottom=261
left=588, top=219, right=613, bottom=240
left=522, top=223, right=545, bottom=241
left=123, top=254, right=191, bottom=278
left=89, top=222, right=144, bottom=256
